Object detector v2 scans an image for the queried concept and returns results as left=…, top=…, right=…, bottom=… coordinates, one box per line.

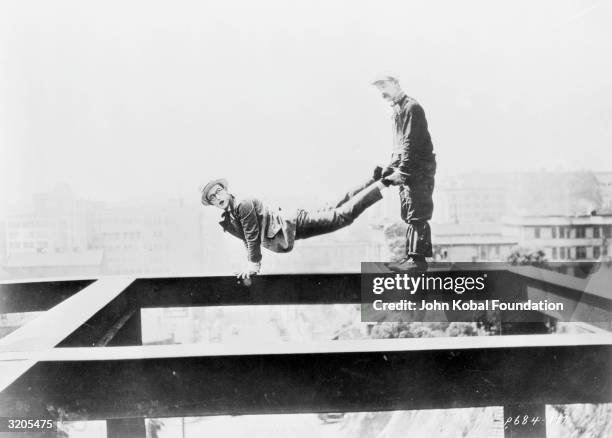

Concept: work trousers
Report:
left=295, top=178, right=382, bottom=240
left=399, top=159, right=436, bottom=258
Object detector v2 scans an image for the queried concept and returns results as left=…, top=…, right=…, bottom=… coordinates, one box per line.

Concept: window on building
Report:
left=576, top=246, right=587, bottom=259
left=552, top=227, right=557, bottom=239
left=593, top=246, right=601, bottom=259
left=575, top=226, right=586, bottom=238
left=534, top=227, right=541, bottom=238
left=594, top=226, right=600, bottom=238
left=559, top=227, right=566, bottom=238
left=560, top=247, right=566, bottom=259
left=552, top=247, right=557, bottom=259
left=604, top=226, right=612, bottom=238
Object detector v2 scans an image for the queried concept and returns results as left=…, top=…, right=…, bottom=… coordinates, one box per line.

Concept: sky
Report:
left=1, top=0, right=611, bottom=210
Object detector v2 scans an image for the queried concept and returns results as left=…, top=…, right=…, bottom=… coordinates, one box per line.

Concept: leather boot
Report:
left=387, top=256, right=429, bottom=273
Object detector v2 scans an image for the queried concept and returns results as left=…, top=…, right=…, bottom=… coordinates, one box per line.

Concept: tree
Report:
left=507, top=246, right=548, bottom=268
left=383, top=222, right=408, bottom=262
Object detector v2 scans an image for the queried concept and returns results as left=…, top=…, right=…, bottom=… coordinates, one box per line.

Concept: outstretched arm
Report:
left=236, top=199, right=262, bottom=279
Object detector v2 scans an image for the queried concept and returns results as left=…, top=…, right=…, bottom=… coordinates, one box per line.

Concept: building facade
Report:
left=503, top=214, right=612, bottom=261
left=2, top=186, right=207, bottom=279
left=4, top=186, right=95, bottom=257
left=595, top=172, right=612, bottom=213
left=90, top=200, right=204, bottom=275
left=432, top=223, right=517, bottom=262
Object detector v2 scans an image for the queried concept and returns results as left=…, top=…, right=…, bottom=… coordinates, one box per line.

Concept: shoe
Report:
left=387, top=256, right=429, bottom=273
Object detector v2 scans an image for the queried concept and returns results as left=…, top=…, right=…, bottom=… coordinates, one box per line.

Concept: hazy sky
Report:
left=1, top=0, right=611, bottom=210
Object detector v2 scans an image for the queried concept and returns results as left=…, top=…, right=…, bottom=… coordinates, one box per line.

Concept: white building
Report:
left=2, top=186, right=102, bottom=279
left=4, top=185, right=95, bottom=256
left=91, top=200, right=204, bottom=275
left=432, top=223, right=517, bottom=262
left=434, top=183, right=507, bottom=224
left=502, top=214, right=612, bottom=261
left=434, top=171, right=605, bottom=224
left=4, top=250, right=104, bottom=278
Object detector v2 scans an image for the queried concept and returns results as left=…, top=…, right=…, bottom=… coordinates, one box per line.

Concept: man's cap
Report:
left=371, top=75, right=399, bottom=86
left=199, top=178, right=228, bottom=205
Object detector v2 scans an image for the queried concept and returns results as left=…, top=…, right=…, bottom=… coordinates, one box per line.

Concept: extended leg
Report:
left=329, top=166, right=384, bottom=209
left=332, top=177, right=377, bottom=208
left=296, top=183, right=383, bottom=240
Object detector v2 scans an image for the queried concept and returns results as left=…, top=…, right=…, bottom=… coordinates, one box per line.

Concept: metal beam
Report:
left=1, top=334, right=610, bottom=420
left=57, top=284, right=142, bottom=348
left=127, top=273, right=364, bottom=308
left=0, top=277, right=134, bottom=392
left=3, top=267, right=609, bottom=316
left=0, top=279, right=95, bottom=313
left=106, top=418, right=146, bottom=438
left=127, top=269, right=611, bottom=314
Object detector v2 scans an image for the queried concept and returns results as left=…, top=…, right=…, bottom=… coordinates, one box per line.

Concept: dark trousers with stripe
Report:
left=399, top=160, right=436, bottom=258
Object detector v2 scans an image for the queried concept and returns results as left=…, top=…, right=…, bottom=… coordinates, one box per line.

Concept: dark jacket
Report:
left=390, top=94, right=436, bottom=182
left=219, top=197, right=296, bottom=263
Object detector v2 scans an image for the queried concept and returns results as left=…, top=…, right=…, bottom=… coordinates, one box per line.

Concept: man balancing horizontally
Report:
left=199, top=168, right=401, bottom=280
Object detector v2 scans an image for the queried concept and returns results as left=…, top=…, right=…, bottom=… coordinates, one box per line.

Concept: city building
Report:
left=595, top=172, right=612, bottom=213
left=432, top=223, right=518, bottom=262
left=2, top=185, right=208, bottom=279
left=434, top=171, right=604, bottom=223
left=4, top=185, right=96, bottom=257
left=502, top=214, right=612, bottom=261
left=3, top=250, right=104, bottom=278
left=2, top=186, right=102, bottom=279
left=90, top=200, right=204, bottom=275
left=434, top=175, right=507, bottom=223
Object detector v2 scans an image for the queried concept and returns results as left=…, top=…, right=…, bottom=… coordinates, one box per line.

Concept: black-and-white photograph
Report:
left=1, top=1, right=611, bottom=437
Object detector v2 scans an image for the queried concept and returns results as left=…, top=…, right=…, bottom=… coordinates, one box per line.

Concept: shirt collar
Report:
left=391, top=92, right=407, bottom=112
left=220, top=197, right=236, bottom=221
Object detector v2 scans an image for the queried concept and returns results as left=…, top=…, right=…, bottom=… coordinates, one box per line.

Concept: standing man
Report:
left=372, top=76, right=437, bottom=271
